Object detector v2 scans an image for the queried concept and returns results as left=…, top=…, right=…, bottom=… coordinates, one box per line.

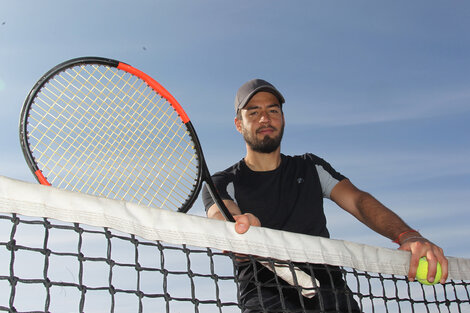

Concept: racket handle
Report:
left=205, top=180, right=235, bottom=222
left=259, top=260, right=319, bottom=298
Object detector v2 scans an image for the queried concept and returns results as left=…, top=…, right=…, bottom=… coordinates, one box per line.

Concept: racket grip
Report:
left=259, top=260, right=319, bottom=298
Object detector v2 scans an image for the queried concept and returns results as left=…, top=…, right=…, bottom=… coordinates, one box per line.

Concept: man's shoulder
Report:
left=212, top=159, right=244, bottom=178
left=284, top=153, right=326, bottom=164
left=285, top=153, right=346, bottom=182
left=284, top=153, right=340, bottom=174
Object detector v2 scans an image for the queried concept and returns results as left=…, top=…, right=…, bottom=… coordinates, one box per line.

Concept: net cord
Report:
left=1, top=175, right=469, bottom=281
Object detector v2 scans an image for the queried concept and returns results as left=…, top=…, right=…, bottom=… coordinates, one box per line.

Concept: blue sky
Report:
left=1, top=1, right=469, bottom=259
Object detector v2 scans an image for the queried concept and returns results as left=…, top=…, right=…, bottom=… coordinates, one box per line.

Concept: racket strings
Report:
left=26, top=64, right=200, bottom=210
left=30, top=69, right=142, bottom=192
left=81, top=68, right=199, bottom=208
left=32, top=66, right=196, bottom=207
left=32, top=67, right=140, bottom=194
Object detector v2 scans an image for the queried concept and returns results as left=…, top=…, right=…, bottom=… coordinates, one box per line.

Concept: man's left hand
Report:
left=399, top=237, right=448, bottom=284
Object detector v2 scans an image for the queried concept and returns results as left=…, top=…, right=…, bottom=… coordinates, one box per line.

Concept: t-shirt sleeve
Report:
left=201, top=171, right=234, bottom=211
left=306, top=154, right=346, bottom=199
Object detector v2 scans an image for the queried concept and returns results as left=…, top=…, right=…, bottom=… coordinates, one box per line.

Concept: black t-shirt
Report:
left=201, top=154, right=360, bottom=311
left=202, top=153, right=346, bottom=238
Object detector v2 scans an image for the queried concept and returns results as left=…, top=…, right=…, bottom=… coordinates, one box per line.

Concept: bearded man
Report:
left=202, top=79, right=447, bottom=313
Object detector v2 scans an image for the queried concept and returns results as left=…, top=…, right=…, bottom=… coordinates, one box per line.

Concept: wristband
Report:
left=400, top=236, right=426, bottom=245
left=393, top=229, right=419, bottom=244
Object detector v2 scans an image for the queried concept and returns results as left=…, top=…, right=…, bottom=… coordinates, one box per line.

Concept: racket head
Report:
left=19, top=56, right=203, bottom=213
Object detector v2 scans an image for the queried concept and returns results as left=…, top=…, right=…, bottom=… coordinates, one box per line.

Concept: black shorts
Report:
left=237, top=262, right=361, bottom=313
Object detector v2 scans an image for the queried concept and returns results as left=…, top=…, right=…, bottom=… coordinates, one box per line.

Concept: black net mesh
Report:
left=0, top=213, right=469, bottom=313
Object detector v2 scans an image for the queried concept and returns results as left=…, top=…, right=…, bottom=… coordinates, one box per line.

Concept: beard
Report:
left=242, top=124, right=284, bottom=154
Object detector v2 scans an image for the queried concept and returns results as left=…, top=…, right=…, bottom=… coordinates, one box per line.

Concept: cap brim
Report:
left=237, top=86, right=285, bottom=112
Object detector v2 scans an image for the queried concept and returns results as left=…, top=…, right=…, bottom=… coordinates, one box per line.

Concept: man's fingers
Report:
left=400, top=238, right=448, bottom=284
left=436, top=250, right=449, bottom=284
left=233, top=214, right=250, bottom=234
left=233, top=213, right=261, bottom=234
left=425, top=254, right=438, bottom=283
left=424, top=246, right=448, bottom=284
left=407, top=252, right=421, bottom=281
left=235, top=220, right=249, bottom=234
left=439, top=257, right=449, bottom=284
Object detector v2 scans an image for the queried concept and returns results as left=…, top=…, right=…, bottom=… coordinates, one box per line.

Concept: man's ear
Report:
left=234, top=117, right=242, bottom=133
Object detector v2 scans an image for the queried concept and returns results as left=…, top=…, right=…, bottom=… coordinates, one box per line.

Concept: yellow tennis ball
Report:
left=416, top=257, right=442, bottom=285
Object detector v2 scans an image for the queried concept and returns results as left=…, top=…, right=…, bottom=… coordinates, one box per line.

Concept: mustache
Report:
left=256, top=126, right=277, bottom=133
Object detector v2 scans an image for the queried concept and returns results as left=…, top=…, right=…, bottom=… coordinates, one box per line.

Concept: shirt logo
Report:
left=297, top=177, right=304, bottom=184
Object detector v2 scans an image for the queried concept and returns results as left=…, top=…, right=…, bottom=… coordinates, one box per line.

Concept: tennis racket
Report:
left=19, top=56, right=317, bottom=297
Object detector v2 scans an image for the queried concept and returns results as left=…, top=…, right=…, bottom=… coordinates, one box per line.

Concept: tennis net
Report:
left=0, top=175, right=469, bottom=312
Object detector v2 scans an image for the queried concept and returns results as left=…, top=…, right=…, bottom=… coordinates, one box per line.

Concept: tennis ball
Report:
left=416, top=257, right=442, bottom=285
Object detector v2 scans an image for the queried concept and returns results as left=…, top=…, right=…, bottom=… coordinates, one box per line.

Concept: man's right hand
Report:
left=207, top=200, right=261, bottom=233
left=233, top=213, right=261, bottom=234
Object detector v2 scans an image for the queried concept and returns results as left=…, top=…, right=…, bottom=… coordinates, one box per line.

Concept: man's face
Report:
left=235, top=91, right=285, bottom=153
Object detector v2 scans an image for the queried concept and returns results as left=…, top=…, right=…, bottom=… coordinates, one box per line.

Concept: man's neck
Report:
left=243, top=147, right=281, bottom=172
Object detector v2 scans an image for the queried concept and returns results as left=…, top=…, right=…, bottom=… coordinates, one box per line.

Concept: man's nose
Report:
left=259, top=111, right=270, bottom=123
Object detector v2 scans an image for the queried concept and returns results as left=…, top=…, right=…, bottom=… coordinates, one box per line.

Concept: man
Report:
left=202, top=79, right=448, bottom=312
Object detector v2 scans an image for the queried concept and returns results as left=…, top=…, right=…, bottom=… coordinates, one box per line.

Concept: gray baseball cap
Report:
left=234, top=79, right=285, bottom=114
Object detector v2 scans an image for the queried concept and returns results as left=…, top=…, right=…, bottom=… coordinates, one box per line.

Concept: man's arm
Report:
left=330, top=179, right=448, bottom=284
left=207, top=200, right=261, bottom=233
